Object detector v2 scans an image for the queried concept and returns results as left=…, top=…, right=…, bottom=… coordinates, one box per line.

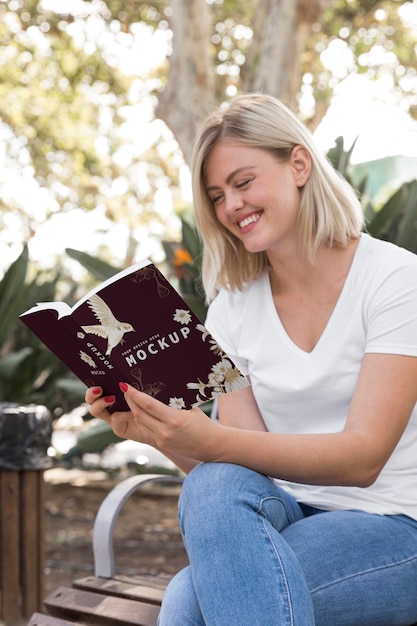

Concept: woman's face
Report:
left=204, top=140, right=311, bottom=256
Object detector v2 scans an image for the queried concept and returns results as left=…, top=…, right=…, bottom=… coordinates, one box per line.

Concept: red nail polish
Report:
left=92, top=387, right=101, bottom=395
left=104, top=395, right=116, bottom=403
left=119, top=382, right=128, bottom=393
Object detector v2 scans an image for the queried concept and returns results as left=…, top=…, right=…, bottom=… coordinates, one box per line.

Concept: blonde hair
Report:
left=191, top=93, right=364, bottom=302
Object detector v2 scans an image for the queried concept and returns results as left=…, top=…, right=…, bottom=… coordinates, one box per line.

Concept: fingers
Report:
left=85, top=386, right=115, bottom=421
left=85, top=382, right=187, bottom=449
left=118, top=382, right=178, bottom=419
left=85, top=384, right=168, bottom=426
left=85, top=386, right=102, bottom=403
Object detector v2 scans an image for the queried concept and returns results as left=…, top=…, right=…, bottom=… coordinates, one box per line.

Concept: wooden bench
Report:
left=28, top=467, right=417, bottom=626
left=29, top=474, right=184, bottom=626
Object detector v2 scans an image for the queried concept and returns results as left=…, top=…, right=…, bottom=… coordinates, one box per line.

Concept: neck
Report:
left=268, top=238, right=360, bottom=295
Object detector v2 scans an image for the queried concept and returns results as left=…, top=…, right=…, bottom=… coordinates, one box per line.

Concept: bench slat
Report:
left=28, top=611, right=89, bottom=625
left=44, top=586, right=160, bottom=626
left=73, top=574, right=169, bottom=605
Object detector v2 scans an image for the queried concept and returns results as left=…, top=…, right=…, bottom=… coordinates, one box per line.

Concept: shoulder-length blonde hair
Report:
left=191, top=93, right=364, bottom=302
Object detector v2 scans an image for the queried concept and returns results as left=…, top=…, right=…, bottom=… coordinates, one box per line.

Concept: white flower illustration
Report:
left=187, top=357, right=248, bottom=403
left=173, top=309, right=192, bottom=325
left=208, top=370, right=225, bottom=387
left=187, top=379, right=208, bottom=397
left=211, top=358, right=233, bottom=378
left=196, top=324, right=224, bottom=356
left=196, top=324, right=210, bottom=340
left=169, top=397, right=186, bottom=409
left=222, top=365, right=248, bottom=393
left=79, top=351, right=96, bottom=368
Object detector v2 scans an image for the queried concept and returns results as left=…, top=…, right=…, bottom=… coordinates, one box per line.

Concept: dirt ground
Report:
left=43, top=468, right=189, bottom=596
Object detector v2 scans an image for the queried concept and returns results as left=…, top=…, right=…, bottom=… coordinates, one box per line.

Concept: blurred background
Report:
left=1, top=0, right=417, bottom=474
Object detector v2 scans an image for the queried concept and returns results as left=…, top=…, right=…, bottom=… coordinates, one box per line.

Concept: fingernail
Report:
left=119, top=382, right=128, bottom=393
left=104, top=395, right=116, bottom=403
left=92, top=387, right=101, bottom=395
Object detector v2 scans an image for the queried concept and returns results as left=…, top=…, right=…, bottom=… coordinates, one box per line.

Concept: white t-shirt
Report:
left=205, top=234, right=417, bottom=519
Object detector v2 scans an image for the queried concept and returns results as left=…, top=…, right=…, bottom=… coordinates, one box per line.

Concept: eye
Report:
left=209, top=192, right=224, bottom=206
left=236, top=177, right=253, bottom=189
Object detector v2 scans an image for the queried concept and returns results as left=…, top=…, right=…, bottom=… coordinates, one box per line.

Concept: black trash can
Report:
left=0, top=402, right=53, bottom=470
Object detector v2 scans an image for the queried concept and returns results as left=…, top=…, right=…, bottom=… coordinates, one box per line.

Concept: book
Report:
left=20, top=259, right=249, bottom=412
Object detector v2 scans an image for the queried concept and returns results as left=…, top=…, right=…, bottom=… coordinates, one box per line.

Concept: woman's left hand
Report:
left=110, top=382, right=218, bottom=462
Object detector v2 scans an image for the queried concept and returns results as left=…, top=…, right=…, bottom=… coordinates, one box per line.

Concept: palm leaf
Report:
left=66, top=248, right=121, bottom=281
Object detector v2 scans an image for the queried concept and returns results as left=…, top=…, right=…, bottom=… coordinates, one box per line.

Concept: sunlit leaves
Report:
left=0, top=0, right=186, bottom=268
left=313, top=1, right=417, bottom=120
left=1, top=0, right=416, bottom=271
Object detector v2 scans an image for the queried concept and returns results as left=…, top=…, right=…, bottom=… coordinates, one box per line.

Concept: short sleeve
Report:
left=365, top=252, right=417, bottom=356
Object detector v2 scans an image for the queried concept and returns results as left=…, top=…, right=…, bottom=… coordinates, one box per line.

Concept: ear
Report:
left=290, top=145, right=311, bottom=187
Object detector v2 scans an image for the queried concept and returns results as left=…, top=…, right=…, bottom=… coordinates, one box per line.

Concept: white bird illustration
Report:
left=81, top=294, right=134, bottom=356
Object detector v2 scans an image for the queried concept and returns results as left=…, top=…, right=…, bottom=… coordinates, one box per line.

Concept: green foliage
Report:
left=0, top=0, right=184, bottom=268
left=365, top=180, right=417, bottom=253
left=162, top=216, right=207, bottom=322
left=65, top=220, right=208, bottom=321
left=326, top=136, right=370, bottom=201
left=0, top=4, right=131, bottom=207
left=0, top=247, right=87, bottom=415
left=327, top=137, right=417, bottom=254
left=66, top=248, right=121, bottom=282
left=312, top=1, right=417, bottom=121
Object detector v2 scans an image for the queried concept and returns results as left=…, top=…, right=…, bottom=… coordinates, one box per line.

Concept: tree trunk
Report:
left=244, top=0, right=327, bottom=108
left=156, top=0, right=217, bottom=165
left=157, top=0, right=329, bottom=165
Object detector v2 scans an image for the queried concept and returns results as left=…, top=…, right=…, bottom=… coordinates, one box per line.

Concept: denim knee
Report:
left=179, top=463, right=270, bottom=515
left=178, top=462, right=302, bottom=539
left=178, top=463, right=240, bottom=536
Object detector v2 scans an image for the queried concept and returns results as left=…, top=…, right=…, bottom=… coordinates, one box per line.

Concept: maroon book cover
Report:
left=20, top=260, right=248, bottom=411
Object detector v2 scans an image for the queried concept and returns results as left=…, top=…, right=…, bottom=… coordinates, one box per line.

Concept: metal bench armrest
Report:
left=93, top=473, right=184, bottom=578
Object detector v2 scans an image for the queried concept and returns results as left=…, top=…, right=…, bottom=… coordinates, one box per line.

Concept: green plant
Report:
left=0, top=246, right=86, bottom=415
left=327, top=137, right=417, bottom=254
left=162, top=215, right=207, bottom=322
left=364, top=180, right=417, bottom=254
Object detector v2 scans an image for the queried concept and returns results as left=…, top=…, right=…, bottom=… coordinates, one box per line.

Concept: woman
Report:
left=86, top=94, right=417, bottom=625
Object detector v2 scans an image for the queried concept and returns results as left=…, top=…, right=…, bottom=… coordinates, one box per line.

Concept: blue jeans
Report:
left=158, top=463, right=417, bottom=626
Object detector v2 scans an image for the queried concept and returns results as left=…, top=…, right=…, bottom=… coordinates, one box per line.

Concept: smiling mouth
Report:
left=238, top=213, right=261, bottom=228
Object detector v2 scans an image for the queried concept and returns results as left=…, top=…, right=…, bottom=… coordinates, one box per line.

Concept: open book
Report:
left=20, top=260, right=248, bottom=412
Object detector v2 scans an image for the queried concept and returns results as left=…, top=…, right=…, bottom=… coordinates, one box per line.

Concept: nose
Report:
left=224, top=188, right=244, bottom=214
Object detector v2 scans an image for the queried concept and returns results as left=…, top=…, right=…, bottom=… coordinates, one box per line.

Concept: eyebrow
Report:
left=206, top=166, right=256, bottom=191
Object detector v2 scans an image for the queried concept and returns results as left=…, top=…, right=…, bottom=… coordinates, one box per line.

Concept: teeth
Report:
left=239, top=214, right=260, bottom=228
